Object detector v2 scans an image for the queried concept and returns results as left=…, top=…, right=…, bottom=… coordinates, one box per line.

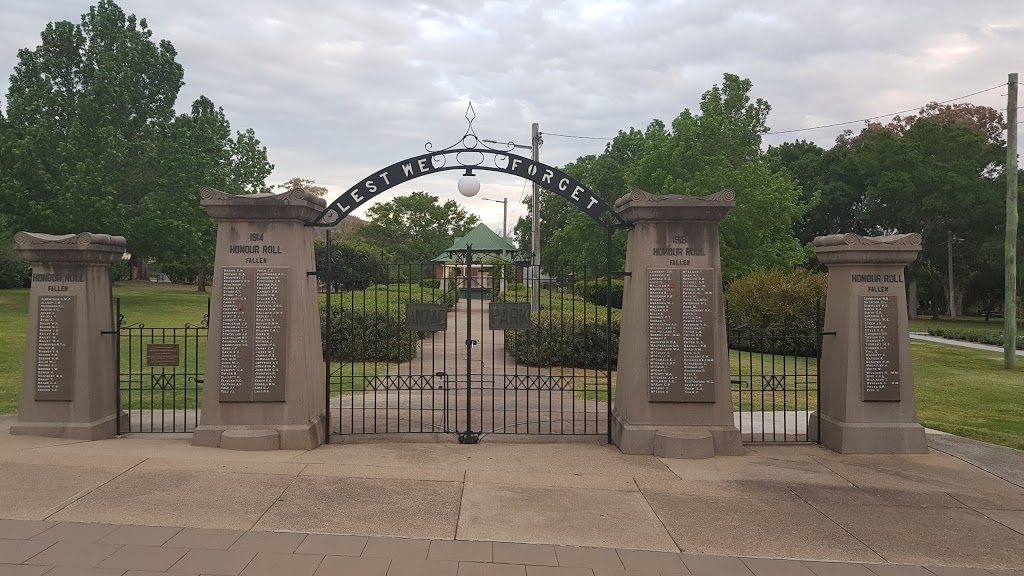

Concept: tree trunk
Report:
left=133, top=255, right=149, bottom=281
left=908, top=279, right=919, bottom=319
left=197, top=267, right=207, bottom=293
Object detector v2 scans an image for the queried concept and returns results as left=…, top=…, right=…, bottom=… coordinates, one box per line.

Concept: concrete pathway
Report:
left=334, top=300, right=610, bottom=437
left=1, top=417, right=1023, bottom=572
left=910, top=333, right=1024, bottom=356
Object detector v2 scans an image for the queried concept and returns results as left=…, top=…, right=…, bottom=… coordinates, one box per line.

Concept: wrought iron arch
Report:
left=311, top=104, right=625, bottom=227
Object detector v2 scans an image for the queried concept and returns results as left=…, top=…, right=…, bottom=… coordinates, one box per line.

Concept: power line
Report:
left=766, top=83, right=1007, bottom=135
left=540, top=83, right=1012, bottom=142
left=541, top=132, right=613, bottom=141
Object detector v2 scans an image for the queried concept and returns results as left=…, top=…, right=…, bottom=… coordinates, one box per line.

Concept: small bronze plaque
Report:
left=146, top=344, right=180, bottom=367
left=406, top=304, right=448, bottom=331
left=489, top=302, right=532, bottom=331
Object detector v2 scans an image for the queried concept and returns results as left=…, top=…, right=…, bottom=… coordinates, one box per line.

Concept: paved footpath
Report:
left=910, top=333, right=1024, bottom=356
left=0, top=416, right=1023, bottom=575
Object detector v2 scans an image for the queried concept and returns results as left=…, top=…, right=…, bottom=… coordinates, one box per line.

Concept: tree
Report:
left=134, top=96, right=273, bottom=291
left=0, top=0, right=184, bottom=237
left=314, top=238, right=385, bottom=292
left=278, top=177, right=329, bottom=197
left=0, top=1, right=274, bottom=290
left=535, top=74, right=809, bottom=280
left=359, top=192, right=480, bottom=265
left=796, top=108, right=1009, bottom=315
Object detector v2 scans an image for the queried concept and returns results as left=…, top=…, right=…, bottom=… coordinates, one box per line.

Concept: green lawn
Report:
left=2, top=284, right=1023, bottom=450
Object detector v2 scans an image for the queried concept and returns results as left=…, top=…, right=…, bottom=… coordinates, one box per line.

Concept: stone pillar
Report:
left=810, top=233, right=927, bottom=453
left=611, top=190, right=744, bottom=458
left=193, top=188, right=327, bottom=450
left=11, top=232, right=126, bottom=440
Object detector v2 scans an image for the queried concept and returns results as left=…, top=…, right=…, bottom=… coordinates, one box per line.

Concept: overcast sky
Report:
left=1, top=0, right=1021, bottom=233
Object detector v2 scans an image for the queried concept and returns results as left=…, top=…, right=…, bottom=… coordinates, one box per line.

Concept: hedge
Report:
left=580, top=279, right=624, bottom=309
left=725, top=268, right=827, bottom=357
left=0, top=258, right=30, bottom=289
left=321, top=305, right=417, bottom=363
left=506, top=313, right=620, bottom=370
left=927, top=327, right=1024, bottom=351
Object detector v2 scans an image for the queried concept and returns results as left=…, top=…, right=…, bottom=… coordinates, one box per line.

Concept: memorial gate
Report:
left=10, top=106, right=928, bottom=456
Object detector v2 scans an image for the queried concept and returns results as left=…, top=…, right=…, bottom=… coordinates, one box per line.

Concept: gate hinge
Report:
left=100, top=330, right=118, bottom=335
left=307, top=271, right=318, bottom=276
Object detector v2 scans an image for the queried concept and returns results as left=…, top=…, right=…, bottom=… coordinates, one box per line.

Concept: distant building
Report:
left=432, top=224, right=528, bottom=298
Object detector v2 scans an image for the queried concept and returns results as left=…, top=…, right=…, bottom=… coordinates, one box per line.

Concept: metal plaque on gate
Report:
left=489, top=302, right=532, bottom=330
left=146, top=344, right=180, bottom=367
left=406, top=304, right=448, bottom=331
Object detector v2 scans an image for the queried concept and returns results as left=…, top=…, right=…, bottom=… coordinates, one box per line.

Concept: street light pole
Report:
left=480, top=197, right=509, bottom=242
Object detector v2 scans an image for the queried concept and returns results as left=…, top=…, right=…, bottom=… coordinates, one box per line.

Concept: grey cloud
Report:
left=1, top=0, right=1021, bottom=230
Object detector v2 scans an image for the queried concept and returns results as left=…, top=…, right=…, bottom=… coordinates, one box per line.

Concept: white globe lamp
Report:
left=458, top=169, right=480, bottom=197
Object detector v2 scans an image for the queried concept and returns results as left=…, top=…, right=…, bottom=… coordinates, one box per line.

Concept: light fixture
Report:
left=457, top=168, right=480, bottom=197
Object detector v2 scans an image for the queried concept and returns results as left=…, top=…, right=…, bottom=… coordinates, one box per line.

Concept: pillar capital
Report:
left=813, top=233, right=922, bottom=266
left=15, top=232, right=126, bottom=265
left=614, top=189, right=735, bottom=224
left=200, top=187, right=327, bottom=222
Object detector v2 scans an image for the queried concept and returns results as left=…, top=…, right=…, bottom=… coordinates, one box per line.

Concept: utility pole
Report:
left=948, top=230, right=956, bottom=318
left=530, top=122, right=542, bottom=313
left=1006, top=72, right=1019, bottom=368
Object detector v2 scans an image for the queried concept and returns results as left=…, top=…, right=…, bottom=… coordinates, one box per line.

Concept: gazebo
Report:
left=432, top=224, right=527, bottom=299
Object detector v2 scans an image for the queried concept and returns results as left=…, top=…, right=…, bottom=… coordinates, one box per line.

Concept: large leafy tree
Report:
left=0, top=1, right=273, bottom=288
left=134, top=96, right=273, bottom=291
left=0, top=0, right=183, bottom=236
left=359, top=191, right=480, bottom=264
left=774, top=105, right=1012, bottom=316
left=525, top=74, right=809, bottom=280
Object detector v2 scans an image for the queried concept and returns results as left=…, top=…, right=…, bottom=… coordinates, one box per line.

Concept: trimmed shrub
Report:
left=725, top=268, right=827, bottom=357
left=109, top=262, right=131, bottom=282
left=927, top=327, right=1024, bottom=350
left=419, top=278, right=440, bottom=289
left=321, top=304, right=417, bottom=362
left=580, top=279, right=624, bottom=309
left=0, top=258, right=30, bottom=289
left=506, top=313, right=620, bottom=370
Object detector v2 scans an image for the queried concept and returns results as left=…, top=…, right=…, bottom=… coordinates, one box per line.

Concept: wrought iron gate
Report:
left=728, top=303, right=823, bottom=443
left=115, top=297, right=209, bottom=434
left=323, top=237, right=616, bottom=443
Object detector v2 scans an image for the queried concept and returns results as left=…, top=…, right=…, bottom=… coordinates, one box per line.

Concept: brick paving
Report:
left=0, top=520, right=1017, bottom=576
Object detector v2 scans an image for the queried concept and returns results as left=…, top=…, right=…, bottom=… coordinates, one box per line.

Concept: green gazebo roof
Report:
left=432, top=224, right=522, bottom=262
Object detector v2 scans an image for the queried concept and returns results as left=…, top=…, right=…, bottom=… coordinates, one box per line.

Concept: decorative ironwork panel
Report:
left=728, top=310, right=823, bottom=444
left=116, top=298, right=209, bottom=434
left=324, top=241, right=615, bottom=443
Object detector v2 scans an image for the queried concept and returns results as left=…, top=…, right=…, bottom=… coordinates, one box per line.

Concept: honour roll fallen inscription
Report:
left=678, top=269, right=715, bottom=402
left=647, top=268, right=716, bottom=402
left=219, top=266, right=288, bottom=402
left=219, top=268, right=252, bottom=401
left=253, top=268, right=287, bottom=401
left=648, top=269, right=680, bottom=399
left=35, top=295, right=74, bottom=401
left=861, top=295, right=901, bottom=401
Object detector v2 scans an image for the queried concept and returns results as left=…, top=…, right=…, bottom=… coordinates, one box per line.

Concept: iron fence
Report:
left=728, top=307, right=822, bottom=443
left=115, top=297, right=209, bottom=434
